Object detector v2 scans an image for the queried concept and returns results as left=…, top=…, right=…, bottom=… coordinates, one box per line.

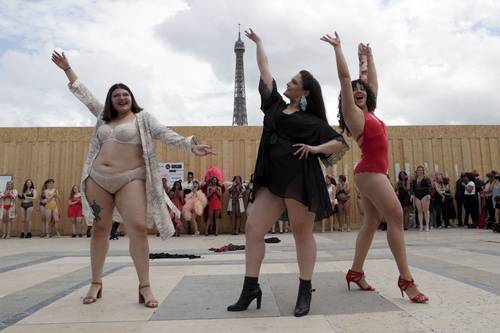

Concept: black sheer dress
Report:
left=252, top=78, right=349, bottom=220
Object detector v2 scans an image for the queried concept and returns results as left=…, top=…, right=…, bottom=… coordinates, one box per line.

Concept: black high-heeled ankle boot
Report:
left=294, top=278, right=315, bottom=317
left=227, top=276, right=262, bottom=311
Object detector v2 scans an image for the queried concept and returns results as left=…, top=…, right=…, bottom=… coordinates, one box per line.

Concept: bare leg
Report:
left=2, top=212, right=7, bottom=237
left=115, top=179, right=157, bottom=306
left=414, top=198, right=424, bottom=231
left=231, top=212, right=237, bottom=234
left=84, top=177, right=114, bottom=301
left=286, top=199, right=316, bottom=280
left=20, top=208, right=27, bottom=234
left=338, top=205, right=344, bottom=231
left=245, top=187, right=285, bottom=277
left=421, top=196, right=431, bottom=231
left=236, top=216, right=242, bottom=234
left=7, top=218, right=12, bottom=237
left=26, top=207, right=33, bottom=234
left=354, top=173, right=425, bottom=299
left=76, top=216, right=83, bottom=235
left=214, top=210, right=220, bottom=235
left=205, top=211, right=213, bottom=236
left=44, top=209, right=53, bottom=236
left=351, top=194, right=382, bottom=289
left=71, top=217, right=77, bottom=235
left=40, top=207, right=47, bottom=236
left=345, top=200, right=351, bottom=231
left=190, top=215, right=199, bottom=235
left=53, top=208, right=61, bottom=236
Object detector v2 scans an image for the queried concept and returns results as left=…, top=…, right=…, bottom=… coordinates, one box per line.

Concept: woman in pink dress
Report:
left=206, top=176, right=222, bottom=236
left=183, top=180, right=207, bottom=236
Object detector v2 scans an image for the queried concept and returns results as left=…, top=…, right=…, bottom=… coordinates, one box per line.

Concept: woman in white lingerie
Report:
left=52, top=51, right=213, bottom=308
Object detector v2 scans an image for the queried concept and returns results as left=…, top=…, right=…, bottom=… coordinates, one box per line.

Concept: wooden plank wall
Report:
left=1, top=125, right=499, bottom=236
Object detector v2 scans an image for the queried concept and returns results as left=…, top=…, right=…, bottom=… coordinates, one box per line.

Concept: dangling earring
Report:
left=299, top=95, right=307, bottom=111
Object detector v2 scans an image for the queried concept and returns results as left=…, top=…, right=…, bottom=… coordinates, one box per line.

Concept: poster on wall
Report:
left=0, top=175, right=13, bottom=193
left=158, top=163, right=184, bottom=187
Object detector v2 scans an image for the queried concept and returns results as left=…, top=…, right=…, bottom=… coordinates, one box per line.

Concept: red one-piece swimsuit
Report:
left=353, top=111, right=389, bottom=175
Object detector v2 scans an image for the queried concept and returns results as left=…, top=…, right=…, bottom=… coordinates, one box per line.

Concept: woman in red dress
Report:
left=171, top=181, right=185, bottom=237
left=68, top=185, right=84, bottom=237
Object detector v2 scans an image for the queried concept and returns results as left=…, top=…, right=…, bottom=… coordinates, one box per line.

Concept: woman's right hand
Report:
left=320, top=31, right=341, bottom=48
left=244, top=28, right=261, bottom=44
left=51, top=51, right=70, bottom=70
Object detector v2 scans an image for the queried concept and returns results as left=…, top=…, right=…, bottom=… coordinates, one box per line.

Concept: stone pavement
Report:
left=1, top=229, right=500, bottom=332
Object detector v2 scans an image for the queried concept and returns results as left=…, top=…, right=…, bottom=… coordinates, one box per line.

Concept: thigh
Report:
left=27, top=207, right=34, bottom=219
left=355, top=173, right=402, bottom=221
left=414, top=197, right=423, bottom=211
left=337, top=201, right=345, bottom=214
left=53, top=208, right=60, bottom=220
left=285, top=198, right=315, bottom=232
left=360, top=193, right=383, bottom=226
left=344, top=199, right=351, bottom=212
left=39, top=207, right=46, bottom=220
left=246, top=187, right=285, bottom=236
left=20, top=208, right=26, bottom=221
left=85, top=177, right=114, bottom=231
left=421, top=196, right=431, bottom=210
left=114, top=179, right=147, bottom=232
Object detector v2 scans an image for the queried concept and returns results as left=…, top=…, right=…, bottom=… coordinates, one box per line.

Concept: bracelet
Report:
left=63, top=67, right=71, bottom=71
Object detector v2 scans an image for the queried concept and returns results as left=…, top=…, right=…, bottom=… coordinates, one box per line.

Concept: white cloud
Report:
left=0, top=0, right=500, bottom=127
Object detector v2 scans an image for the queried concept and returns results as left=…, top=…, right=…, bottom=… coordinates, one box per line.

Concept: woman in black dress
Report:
left=395, top=171, right=411, bottom=230
left=227, top=29, right=349, bottom=317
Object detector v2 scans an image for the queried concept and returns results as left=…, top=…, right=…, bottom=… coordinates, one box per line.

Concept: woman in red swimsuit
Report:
left=322, top=32, right=428, bottom=303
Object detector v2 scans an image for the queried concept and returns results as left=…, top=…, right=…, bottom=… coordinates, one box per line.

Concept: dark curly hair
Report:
left=337, top=79, right=377, bottom=136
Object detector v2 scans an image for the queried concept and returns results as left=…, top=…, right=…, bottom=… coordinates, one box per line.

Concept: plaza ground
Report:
left=1, top=228, right=499, bottom=332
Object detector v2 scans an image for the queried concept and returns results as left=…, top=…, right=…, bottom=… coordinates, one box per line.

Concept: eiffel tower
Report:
left=232, top=24, right=248, bottom=126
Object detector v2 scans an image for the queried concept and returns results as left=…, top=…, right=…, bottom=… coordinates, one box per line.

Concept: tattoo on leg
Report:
left=90, top=200, right=102, bottom=223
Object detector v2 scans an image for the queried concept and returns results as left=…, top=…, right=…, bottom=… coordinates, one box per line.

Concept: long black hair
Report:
left=102, top=83, right=143, bottom=122
left=22, top=179, right=35, bottom=193
left=299, top=70, right=328, bottom=122
left=337, top=79, right=377, bottom=136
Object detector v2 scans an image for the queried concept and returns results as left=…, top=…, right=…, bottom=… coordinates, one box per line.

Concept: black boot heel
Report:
left=227, top=276, right=262, bottom=311
left=294, top=278, right=315, bottom=317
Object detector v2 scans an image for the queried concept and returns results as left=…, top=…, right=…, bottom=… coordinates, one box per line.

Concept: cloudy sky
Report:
left=1, top=0, right=499, bottom=127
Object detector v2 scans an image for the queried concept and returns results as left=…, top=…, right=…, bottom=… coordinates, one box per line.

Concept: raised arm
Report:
left=362, top=43, right=378, bottom=97
left=51, top=51, right=103, bottom=117
left=244, top=29, right=273, bottom=92
left=321, top=32, right=364, bottom=137
left=358, top=43, right=368, bottom=82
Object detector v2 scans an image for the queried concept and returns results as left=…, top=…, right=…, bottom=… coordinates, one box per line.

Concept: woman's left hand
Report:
left=293, top=144, right=321, bottom=160
left=191, top=144, right=215, bottom=156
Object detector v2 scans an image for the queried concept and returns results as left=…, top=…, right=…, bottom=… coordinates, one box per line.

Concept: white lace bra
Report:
left=97, top=119, right=141, bottom=145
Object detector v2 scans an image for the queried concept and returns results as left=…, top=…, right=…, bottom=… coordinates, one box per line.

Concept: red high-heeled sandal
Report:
left=397, top=276, right=429, bottom=303
left=346, top=269, right=375, bottom=291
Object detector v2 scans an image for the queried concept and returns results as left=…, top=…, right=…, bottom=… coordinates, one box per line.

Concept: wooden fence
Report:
left=0, top=125, right=499, bottom=236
